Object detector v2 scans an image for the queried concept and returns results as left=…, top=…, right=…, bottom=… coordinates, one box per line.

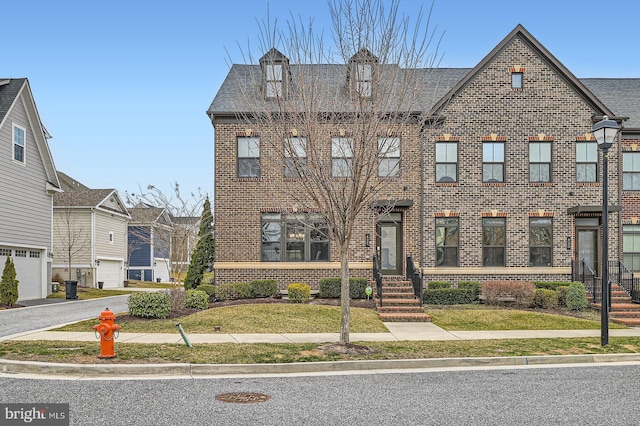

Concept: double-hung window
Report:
left=284, top=137, right=307, bottom=178
left=435, top=217, right=459, bottom=266
left=623, top=225, right=640, bottom=271
left=576, top=141, right=597, bottom=182
left=265, top=64, right=283, bottom=98
left=261, top=213, right=329, bottom=262
left=483, top=142, right=504, bottom=182
left=529, top=142, right=551, bottom=182
left=332, top=137, right=353, bottom=177
left=237, top=137, right=260, bottom=178
left=355, top=63, right=372, bottom=97
left=436, top=142, right=458, bottom=182
left=529, top=217, right=552, bottom=266
left=623, top=152, right=640, bottom=190
left=13, top=124, right=25, bottom=163
left=482, top=217, right=505, bottom=266
left=378, top=137, right=400, bottom=177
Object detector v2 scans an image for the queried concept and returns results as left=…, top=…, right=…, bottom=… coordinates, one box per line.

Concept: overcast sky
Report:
left=4, top=0, right=637, bottom=203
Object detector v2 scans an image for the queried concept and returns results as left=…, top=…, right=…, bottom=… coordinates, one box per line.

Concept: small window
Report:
left=265, top=64, right=283, bottom=98
left=13, top=124, right=25, bottom=163
left=29, top=251, right=40, bottom=258
left=332, top=137, right=354, bottom=177
left=15, top=250, right=27, bottom=257
left=482, top=217, right=505, bottom=266
left=109, top=231, right=115, bottom=244
left=511, top=72, right=523, bottom=89
left=0, top=248, right=11, bottom=256
left=435, top=217, right=459, bottom=266
left=530, top=217, right=552, bottom=266
left=483, top=142, right=505, bottom=182
left=623, top=152, right=640, bottom=190
left=284, top=137, right=307, bottom=178
left=378, top=137, right=400, bottom=177
left=355, top=63, right=373, bottom=97
left=530, top=142, right=552, bottom=182
left=576, top=141, right=598, bottom=182
left=237, top=137, right=260, bottom=178
left=436, top=142, right=458, bottom=182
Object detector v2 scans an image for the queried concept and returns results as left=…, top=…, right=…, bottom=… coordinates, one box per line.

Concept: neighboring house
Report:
left=207, top=24, right=639, bottom=290
left=0, top=78, right=61, bottom=301
left=53, top=173, right=131, bottom=288
left=127, top=206, right=173, bottom=282
left=171, top=215, right=200, bottom=278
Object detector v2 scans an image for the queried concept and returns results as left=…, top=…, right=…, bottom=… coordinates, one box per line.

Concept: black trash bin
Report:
left=65, top=280, right=78, bottom=299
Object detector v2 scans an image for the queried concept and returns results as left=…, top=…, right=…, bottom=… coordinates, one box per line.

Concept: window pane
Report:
left=577, top=164, right=596, bottom=182
left=577, top=142, right=597, bottom=162
left=332, top=138, right=353, bottom=157
left=356, top=64, right=372, bottom=80
left=14, top=127, right=24, bottom=146
left=483, top=248, right=504, bottom=266
left=266, top=64, right=282, bottom=80
left=483, top=143, right=504, bottom=162
left=266, top=81, right=282, bottom=97
left=238, top=138, right=260, bottom=157
left=332, top=159, right=352, bottom=177
left=483, top=164, right=503, bottom=182
left=436, top=164, right=457, bottom=182
left=238, top=159, right=260, bottom=177
left=379, top=158, right=400, bottom=177
left=379, top=138, right=400, bottom=158
left=511, top=73, right=522, bottom=88
left=285, top=138, right=307, bottom=158
left=436, top=143, right=457, bottom=162
left=530, top=247, right=552, bottom=266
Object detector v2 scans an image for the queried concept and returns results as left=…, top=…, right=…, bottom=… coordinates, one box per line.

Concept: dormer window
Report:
left=348, top=48, right=378, bottom=98
left=259, top=48, right=290, bottom=99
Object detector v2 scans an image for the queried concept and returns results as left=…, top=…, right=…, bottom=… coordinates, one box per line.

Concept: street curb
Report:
left=3, top=353, right=640, bottom=378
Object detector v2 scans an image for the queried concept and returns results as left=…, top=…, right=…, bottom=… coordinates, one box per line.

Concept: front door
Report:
left=577, top=227, right=599, bottom=276
left=377, top=213, right=403, bottom=275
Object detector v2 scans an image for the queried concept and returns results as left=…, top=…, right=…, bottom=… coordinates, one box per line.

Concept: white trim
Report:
left=11, top=122, right=26, bottom=165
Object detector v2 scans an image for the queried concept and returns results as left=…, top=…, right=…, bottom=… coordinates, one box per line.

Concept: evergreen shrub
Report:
left=196, top=284, right=216, bottom=302
left=566, top=282, right=588, bottom=311
left=250, top=279, right=278, bottom=298
left=128, top=292, right=171, bottom=319
left=319, top=277, right=369, bottom=299
left=423, top=288, right=476, bottom=305
left=533, top=288, right=558, bottom=309
left=288, top=282, right=311, bottom=303
left=184, top=289, right=209, bottom=309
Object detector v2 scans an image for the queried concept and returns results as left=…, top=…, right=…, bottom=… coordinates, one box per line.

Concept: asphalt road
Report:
left=0, top=295, right=130, bottom=338
left=2, top=364, right=640, bottom=425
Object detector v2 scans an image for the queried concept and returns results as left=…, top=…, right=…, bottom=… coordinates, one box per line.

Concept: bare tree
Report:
left=125, top=183, right=206, bottom=284
left=53, top=193, right=92, bottom=282
left=232, top=0, right=442, bottom=344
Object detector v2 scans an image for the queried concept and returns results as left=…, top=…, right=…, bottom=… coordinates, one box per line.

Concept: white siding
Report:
left=52, top=209, right=92, bottom=266
left=95, top=212, right=128, bottom=259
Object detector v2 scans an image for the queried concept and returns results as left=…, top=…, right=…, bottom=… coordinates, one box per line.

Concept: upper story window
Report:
left=284, top=137, right=307, bottom=178
left=259, top=48, right=289, bottom=99
left=348, top=48, right=378, bottom=98
left=378, top=137, right=400, bottom=177
left=435, top=217, right=459, bottom=267
left=332, top=137, right=354, bottom=177
left=623, top=152, right=640, bottom=190
left=482, top=217, right=505, bottom=267
left=529, top=142, right=551, bottom=182
left=109, top=231, right=115, bottom=244
left=576, top=141, right=597, bottom=182
left=237, top=137, right=260, bottom=178
left=13, top=124, right=25, bottom=163
left=436, top=142, right=458, bottom=182
left=511, top=72, right=523, bottom=89
left=483, top=142, right=505, bottom=182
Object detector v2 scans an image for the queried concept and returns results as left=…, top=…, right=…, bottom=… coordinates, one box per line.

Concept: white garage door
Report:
left=97, top=260, right=122, bottom=288
left=12, top=251, right=43, bottom=301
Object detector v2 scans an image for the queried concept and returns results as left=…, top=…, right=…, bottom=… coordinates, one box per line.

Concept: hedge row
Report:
left=318, top=277, right=369, bottom=299
left=213, top=279, right=279, bottom=301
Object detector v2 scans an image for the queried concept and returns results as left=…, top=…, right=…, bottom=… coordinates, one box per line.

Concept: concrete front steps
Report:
left=374, top=279, right=431, bottom=322
left=594, top=284, right=640, bottom=326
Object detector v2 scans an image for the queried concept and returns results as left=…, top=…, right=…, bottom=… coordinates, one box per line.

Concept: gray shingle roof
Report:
left=54, top=188, right=115, bottom=208
left=581, top=78, right=640, bottom=129
left=0, top=79, right=26, bottom=124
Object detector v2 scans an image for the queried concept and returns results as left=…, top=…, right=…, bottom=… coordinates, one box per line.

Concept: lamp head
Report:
left=592, top=115, right=619, bottom=150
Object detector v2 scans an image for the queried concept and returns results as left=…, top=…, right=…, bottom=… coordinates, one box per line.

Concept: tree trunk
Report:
left=339, top=244, right=350, bottom=345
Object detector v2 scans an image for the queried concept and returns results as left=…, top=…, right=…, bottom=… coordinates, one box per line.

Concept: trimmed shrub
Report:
left=423, top=288, right=476, bottom=305
left=566, top=282, right=588, bottom=311
left=533, top=281, right=575, bottom=291
left=319, top=277, right=369, bottom=299
left=250, top=279, right=278, bottom=298
left=288, top=282, right=311, bottom=303
left=128, top=292, right=171, bottom=319
left=458, top=281, right=481, bottom=298
left=481, top=280, right=536, bottom=307
left=196, top=284, right=216, bottom=302
left=557, top=286, right=569, bottom=307
left=215, top=282, right=252, bottom=301
left=184, top=289, right=209, bottom=310
left=0, top=256, right=19, bottom=306
left=428, top=281, right=451, bottom=289
left=533, top=288, right=558, bottom=309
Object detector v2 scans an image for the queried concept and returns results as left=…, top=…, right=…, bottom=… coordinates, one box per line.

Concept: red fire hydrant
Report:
left=93, top=308, right=121, bottom=359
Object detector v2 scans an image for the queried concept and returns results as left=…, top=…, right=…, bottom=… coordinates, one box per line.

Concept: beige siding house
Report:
left=0, top=78, right=61, bottom=301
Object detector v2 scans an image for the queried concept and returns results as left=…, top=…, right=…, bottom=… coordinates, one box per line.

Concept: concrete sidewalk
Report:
left=7, top=322, right=640, bottom=344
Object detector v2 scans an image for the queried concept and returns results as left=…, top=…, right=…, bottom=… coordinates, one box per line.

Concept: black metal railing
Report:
left=406, top=255, right=423, bottom=306
left=574, top=259, right=600, bottom=302
left=373, top=255, right=383, bottom=306
left=609, top=260, right=640, bottom=303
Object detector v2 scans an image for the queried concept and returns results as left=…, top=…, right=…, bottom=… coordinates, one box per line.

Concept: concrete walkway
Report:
left=7, top=321, right=640, bottom=344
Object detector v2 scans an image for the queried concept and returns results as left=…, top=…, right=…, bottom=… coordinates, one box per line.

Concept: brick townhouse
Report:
left=207, top=24, right=640, bottom=291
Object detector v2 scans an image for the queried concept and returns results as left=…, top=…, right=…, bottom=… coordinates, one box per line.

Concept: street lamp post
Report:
left=592, top=115, right=620, bottom=346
